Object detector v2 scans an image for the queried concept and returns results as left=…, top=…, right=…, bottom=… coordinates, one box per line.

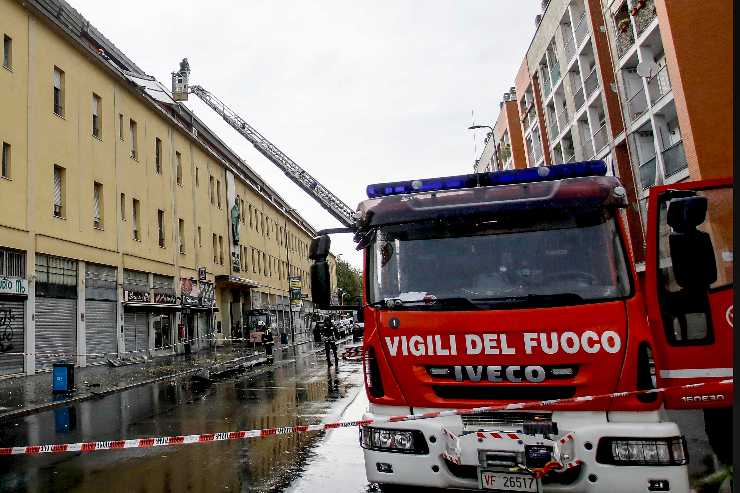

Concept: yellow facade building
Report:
left=0, top=0, right=335, bottom=376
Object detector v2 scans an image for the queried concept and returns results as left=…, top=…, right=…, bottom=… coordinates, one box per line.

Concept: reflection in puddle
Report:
left=0, top=357, right=358, bottom=493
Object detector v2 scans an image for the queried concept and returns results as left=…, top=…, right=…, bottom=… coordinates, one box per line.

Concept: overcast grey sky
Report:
left=73, top=0, right=541, bottom=268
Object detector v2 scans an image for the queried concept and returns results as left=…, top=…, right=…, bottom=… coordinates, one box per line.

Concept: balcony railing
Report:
left=662, top=140, right=688, bottom=178
left=615, top=24, right=635, bottom=58
left=584, top=68, right=599, bottom=98
left=556, top=105, right=569, bottom=131
left=541, top=72, right=552, bottom=97
left=563, top=34, right=576, bottom=62
left=547, top=114, right=559, bottom=141
left=634, top=0, right=657, bottom=36
left=574, top=12, right=588, bottom=46
left=647, top=64, right=672, bottom=105
left=592, top=123, right=608, bottom=153
left=582, top=133, right=595, bottom=159
left=550, top=62, right=562, bottom=87
left=638, top=155, right=657, bottom=189
left=572, top=82, right=585, bottom=110
left=525, top=105, right=538, bottom=130
left=626, top=85, right=648, bottom=121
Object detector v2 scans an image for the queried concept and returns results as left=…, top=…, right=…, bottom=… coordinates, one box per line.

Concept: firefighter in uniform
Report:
left=261, top=321, right=274, bottom=363
left=321, top=316, right=339, bottom=368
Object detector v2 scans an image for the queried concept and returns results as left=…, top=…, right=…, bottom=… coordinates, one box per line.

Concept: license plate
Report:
left=480, top=471, right=539, bottom=492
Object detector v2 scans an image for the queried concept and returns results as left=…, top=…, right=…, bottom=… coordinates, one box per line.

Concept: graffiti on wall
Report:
left=0, top=308, right=16, bottom=353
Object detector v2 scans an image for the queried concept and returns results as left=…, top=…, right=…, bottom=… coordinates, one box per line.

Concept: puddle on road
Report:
left=0, top=354, right=364, bottom=493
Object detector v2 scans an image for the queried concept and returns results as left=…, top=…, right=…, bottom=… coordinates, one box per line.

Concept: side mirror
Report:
left=309, top=235, right=331, bottom=261
left=667, top=196, right=717, bottom=289
left=311, top=261, right=331, bottom=308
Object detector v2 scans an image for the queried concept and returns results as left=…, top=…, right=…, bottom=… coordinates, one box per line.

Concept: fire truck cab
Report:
left=308, top=162, right=732, bottom=492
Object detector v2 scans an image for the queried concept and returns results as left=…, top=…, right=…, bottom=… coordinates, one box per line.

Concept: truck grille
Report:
left=432, top=385, right=576, bottom=401
left=461, top=411, right=552, bottom=433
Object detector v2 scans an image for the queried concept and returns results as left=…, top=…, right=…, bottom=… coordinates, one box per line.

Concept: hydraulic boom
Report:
left=172, top=59, right=356, bottom=228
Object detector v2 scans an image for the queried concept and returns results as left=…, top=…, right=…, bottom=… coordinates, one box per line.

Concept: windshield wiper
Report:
left=368, top=297, right=480, bottom=310
left=470, top=293, right=584, bottom=306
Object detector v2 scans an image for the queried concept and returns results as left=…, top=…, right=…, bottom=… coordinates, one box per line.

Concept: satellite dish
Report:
left=636, top=61, right=658, bottom=78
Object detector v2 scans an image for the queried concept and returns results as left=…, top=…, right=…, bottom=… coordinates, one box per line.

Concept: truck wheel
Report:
left=704, top=407, right=733, bottom=466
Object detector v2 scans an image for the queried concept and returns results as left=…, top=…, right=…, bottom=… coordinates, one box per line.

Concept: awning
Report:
left=215, top=275, right=262, bottom=289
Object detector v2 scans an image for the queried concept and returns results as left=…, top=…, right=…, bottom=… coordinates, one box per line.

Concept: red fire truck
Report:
left=308, top=162, right=733, bottom=492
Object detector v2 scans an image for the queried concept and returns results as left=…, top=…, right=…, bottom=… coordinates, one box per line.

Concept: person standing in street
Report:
left=321, top=316, right=339, bottom=368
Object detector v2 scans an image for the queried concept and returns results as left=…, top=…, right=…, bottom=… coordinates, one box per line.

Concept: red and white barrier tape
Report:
left=1, top=378, right=732, bottom=456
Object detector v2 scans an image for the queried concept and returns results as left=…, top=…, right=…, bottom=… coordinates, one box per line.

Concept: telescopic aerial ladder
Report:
left=171, top=58, right=356, bottom=228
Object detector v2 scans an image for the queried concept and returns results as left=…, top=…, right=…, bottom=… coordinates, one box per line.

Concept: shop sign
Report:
left=123, top=289, right=150, bottom=303
left=0, top=277, right=28, bottom=296
left=180, top=278, right=201, bottom=306
left=200, top=281, right=215, bottom=307
left=153, top=292, right=178, bottom=305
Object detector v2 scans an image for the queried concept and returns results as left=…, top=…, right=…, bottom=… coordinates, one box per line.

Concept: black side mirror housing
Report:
left=667, top=196, right=717, bottom=289
left=309, top=235, right=331, bottom=261
left=311, top=261, right=331, bottom=308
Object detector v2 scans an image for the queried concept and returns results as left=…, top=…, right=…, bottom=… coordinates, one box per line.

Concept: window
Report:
left=93, top=182, right=103, bottom=229
left=53, top=165, right=65, bottom=217
left=209, top=176, right=215, bottom=204
left=120, top=193, right=126, bottom=220
left=216, top=180, right=221, bottom=208
left=218, top=235, right=224, bottom=265
left=129, top=119, right=138, bottom=160
left=0, top=248, right=25, bottom=278
left=212, top=234, right=218, bottom=263
left=1, top=142, right=10, bottom=179
left=195, top=167, right=199, bottom=187
left=249, top=204, right=253, bottom=228
left=92, top=94, right=102, bottom=138
left=119, top=114, right=124, bottom=141
left=197, top=226, right=202, bottom=247
left=155, top=138, right=162, bottom=173
left=178, top=218, right=185, bottom=254
left=175, top=151, right=182, bottom=185
left=157, top=209, right=165, bottom=247
left=240, top=199, right=245, bottom=223
left=252, top=248, right=257, bottom=273
left=53, top=67, right=65, bottom=116
left=132, top=199, right=141, bottom=240
left=3, top=35, right=11, bottom=69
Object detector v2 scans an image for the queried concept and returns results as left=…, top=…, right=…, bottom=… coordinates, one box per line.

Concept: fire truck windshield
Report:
left=367, top=209, right=632, bottom=309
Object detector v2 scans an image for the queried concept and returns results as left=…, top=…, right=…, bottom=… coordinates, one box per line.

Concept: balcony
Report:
left=647, top=64, right=672, bottom=105
left=525, top=105, right=538, bottom=130
left=662, top=140, right=688, bottom=178
left=550, top=62, right=562, bottom=87
left=633, top=0, right=657, bottom=37
left=572, top=82, right=585, bottom=110
left=584, top=68, right=599, bottom=98
left=563, top=34, right=576, bottom=62
left=547, top=114, right=559, bottom=141
left=626, top=85, right=649, bottom=121
left=615, top=23, right=635, bottom=58
left=556, top=105, right=569, bottom=131
left=541, top=74, right=552, bottom=97
left=593, top=123, right=609, bottom=153
left=574, top=13, right=589, bottom=46
left=638, top=156, right=657, bottom=189
left=582, top=132, right=595, bottom=159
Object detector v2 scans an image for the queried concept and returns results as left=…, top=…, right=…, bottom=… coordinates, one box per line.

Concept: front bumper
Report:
left=361, top=409, right=690, bottom=492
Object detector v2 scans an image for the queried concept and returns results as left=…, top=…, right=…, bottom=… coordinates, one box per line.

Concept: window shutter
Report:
left=93, top=186, right=101, bottom=222
left=53, top=69, right=61, bottom=89
left=54, top=168, right=62, bottom=206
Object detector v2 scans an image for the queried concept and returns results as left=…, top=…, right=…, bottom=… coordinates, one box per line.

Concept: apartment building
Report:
left=475, top=0, right=731, bottom=262
left=477, top=88, right=528, bottom=172
left=0, top=0, right=334, bottom=377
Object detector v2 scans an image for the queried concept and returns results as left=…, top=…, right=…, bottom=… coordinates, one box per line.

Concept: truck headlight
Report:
left=596, top=437, right=688, bottom=466
left=360, top=427, right=429, bottom=454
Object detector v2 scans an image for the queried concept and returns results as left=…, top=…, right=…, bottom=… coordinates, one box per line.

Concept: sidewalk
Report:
left=0, top=346, right=265, bottom=423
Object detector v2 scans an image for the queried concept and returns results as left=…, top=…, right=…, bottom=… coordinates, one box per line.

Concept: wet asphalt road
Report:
left=0, top=341, right=722, bottom=493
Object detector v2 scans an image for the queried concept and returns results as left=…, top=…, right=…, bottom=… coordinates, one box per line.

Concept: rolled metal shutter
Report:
left=35, top=297, right=77, bottom=370
left=85, top=300, right=117, bottom=365
left=124, top=312, right=148, bottom=355
left=0, top=300, right=25, bottom=376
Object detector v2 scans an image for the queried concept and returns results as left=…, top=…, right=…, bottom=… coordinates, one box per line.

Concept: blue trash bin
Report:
left=52, top=362, right=75, bottom=393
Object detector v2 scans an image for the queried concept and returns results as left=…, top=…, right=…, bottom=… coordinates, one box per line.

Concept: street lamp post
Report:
left=468, top=125, right=498, bottom=172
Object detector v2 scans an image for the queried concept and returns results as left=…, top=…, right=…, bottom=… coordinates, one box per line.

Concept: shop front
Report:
left=123, top=270, right=180, bottom=357
left=0, top=247, right=28, bottom=376
left=180, top=277, right=216, bottom=353
left=35, top=254, right=77, bottom=371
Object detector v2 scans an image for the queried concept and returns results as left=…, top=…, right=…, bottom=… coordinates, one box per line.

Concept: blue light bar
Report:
left=366, top=161, right=607, bottom=199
